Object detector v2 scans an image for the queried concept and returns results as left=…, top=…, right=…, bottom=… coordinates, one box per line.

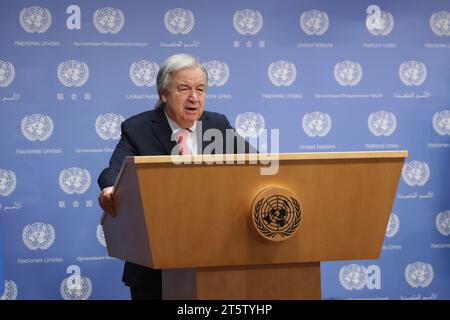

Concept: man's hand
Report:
left=98, top=186, right=116, bottom=217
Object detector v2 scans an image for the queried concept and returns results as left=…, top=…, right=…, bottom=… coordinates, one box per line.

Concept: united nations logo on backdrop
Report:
left=57, top=60, right=89, bottom=87
left=93, top=7, right=124, bottom=34
left=233, top=9, right=263, bottom=35
left=334, top=61, right=362, bottom=86
left=399, top=61, right=427, bottom=86
left=250, top=188, right=302, bottom=242
left=432, top=110, right=450, bottom=136
left=405, top=262, right=434, bottom=288
left=385, top=213, right=400, bottom=238
left=300, top=10, right=329, bottom=35
left=60, top=266, right=92, bottom=300
left=268, top=60, right=296, bottom=87
left=59, top=167, right=91, bottom=195
left=164, top=8, right=195, bottom=35
left=436, top=210, right=450, bottom=236
left=366, top=10, right=394, bottom=36
left=0, top=60, right=15, bottom=88
left=302, top=111, right=332, bottom=137
left=22, top=222, right=55, bottom=251
left=0, top=169, right=16, bottom=197
left=402, top=161, right=430, bottom=186
left=430, top=10, right=450, bottom=36
left=129, top=60, right=159, bottom=87
left=95, top=113, right=124, bottom=140
left=96, top=224, right=106, bottom=247
left=203, top=60, right=229, bottom=87
left=21, top=114, right=53, bottom=141
left=339, top=264, right=368, bottom=290
left=0, top=280, right=18, bottom=300
left=19, top=6, right=51, bottom=33
left=368, top=111, right=396, bottom=136
left=235, top=112, right=265, bottom=138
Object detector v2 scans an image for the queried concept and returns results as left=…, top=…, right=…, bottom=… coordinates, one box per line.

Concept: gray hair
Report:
left=155, top=53, right=208, bottom=110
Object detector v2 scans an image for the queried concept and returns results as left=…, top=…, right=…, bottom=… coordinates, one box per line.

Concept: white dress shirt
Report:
left=164, top=110, right=198, bottom=155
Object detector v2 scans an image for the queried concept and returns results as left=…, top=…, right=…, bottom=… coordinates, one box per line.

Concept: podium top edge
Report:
left=126, top=150, right=408, bottom=164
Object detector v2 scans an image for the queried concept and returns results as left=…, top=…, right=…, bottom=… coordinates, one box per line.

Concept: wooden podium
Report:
left=101, top=151, right=407, bottom=299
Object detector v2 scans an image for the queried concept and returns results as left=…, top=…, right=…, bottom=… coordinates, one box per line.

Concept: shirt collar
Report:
left=164, top=109, right=197, bottom=133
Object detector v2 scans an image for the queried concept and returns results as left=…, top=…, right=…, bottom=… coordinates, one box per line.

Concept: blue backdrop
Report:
left=0, top=0, right=449, bottom=300
left=0, top=224, right=3, bottom=296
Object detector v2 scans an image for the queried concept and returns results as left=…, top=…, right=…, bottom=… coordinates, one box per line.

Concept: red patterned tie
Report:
left=176, top=129, right=191, bottom=155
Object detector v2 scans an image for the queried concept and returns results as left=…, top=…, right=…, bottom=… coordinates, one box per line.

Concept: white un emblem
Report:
left=430, top=10, right=450, bottom=36
left=22, top=222, right=55, bottom=251
left=368, top=111, right=397, bottom=137
left=21, top=114, right=54, bottom=141
left=432, top=110, right=450, bottom=136
left=302, top=111, right=332, bottom=137
left=93, top=7, right=124, bottom=34
left=60, top=266, right=92, bottom=300
left=203, top=60, right=229, bottom=87
left=402, top=161, right=430, bottom=186
left=129, top=60, right=159, bottom=87
left=334, top=60, right=363, bottom=86
left=300, top=10, right=329, bottom=35
left=405, top=262, right=434, bottom=288
left=233, top=9, right=263, bottom=35
left=59, top=167, right=91, bottom=195
left=95, top=113, right=124, bottom=140
left=0, top=169, right=16, bottom=197
left=436, top=210, right=450, bottom=236
left=385, top=213, right=400, bottom=238
left=366, top=10, right=394, bottom=36
left=0, top=60, right=15, bottom=88
left=268, top=60, right=296, bottom=87
left=164, top=8, right=195, bottom=35
left=399, top=60, right=427, bottom=86
left=235, top=112, right=265, bottom=138
left=1, top=280, right=18, bottom=300
left=19, top=6, right=52, bottom=33
left=339, top=264, right=368, bottom=290
left=57, top=60, right=89, bottom=87
left=96, top=224, right=107, bottom=247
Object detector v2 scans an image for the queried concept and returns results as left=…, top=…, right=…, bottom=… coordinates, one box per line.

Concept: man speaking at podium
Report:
left=97, top=53, right=254, bottom=300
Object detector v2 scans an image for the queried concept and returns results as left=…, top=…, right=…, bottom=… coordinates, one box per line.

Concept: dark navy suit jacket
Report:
left=98, top=108, right=254, bottom=287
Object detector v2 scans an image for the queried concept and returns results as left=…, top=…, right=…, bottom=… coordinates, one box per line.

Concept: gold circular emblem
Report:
left=249, top=187, right=302, bottom=242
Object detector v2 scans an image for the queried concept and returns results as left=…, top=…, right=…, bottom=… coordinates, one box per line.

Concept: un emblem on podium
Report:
left=250, top=187, right=302, bottom=242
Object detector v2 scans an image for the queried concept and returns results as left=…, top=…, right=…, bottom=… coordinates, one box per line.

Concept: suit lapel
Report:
left=148, top=109, right=178, bottom=155
left=198, top=112, right=210, bottom=154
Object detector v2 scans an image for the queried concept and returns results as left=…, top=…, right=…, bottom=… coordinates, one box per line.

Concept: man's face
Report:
left=161, top=67, right=206, bottom=128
